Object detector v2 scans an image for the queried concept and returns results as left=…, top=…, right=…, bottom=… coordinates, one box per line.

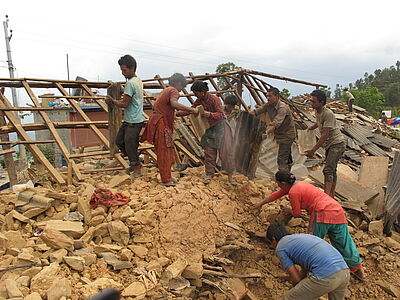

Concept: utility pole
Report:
left=3, top=15, right=27, bottom=163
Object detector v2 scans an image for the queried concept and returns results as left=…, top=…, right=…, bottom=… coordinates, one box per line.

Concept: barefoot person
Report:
left=141, top=73, right=197, bottom=186
left=255, top=170, right=366, bottom=281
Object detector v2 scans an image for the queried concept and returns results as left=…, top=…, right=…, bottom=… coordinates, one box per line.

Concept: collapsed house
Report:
left=0, top=70, right=399, bottom=299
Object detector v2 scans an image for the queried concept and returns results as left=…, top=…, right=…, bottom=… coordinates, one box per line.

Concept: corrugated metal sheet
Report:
left=344, top=136, right=361, bottom=151
left=343, top=150, right=363, bottom=163
left=360, top=143, right=390, bottom=157
left=383, top=151, right=400, bottom=234
left=342, top=124, right=371, bottom=145
left=369, top=133, right=400, bottom=149
left=255, top=136, right=306, bottom=178
left=234, top=112, right=266, bottom=178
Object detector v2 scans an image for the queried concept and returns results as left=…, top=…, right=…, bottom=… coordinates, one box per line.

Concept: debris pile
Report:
left=1, top=166, right=399, bottom=299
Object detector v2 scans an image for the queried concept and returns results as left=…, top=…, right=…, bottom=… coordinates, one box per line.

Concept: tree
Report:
left=215, top=62, right=240, bottom=90
left=333, top=84, right=343, bottom=99
left=320, top=87, right=332, bottom=98
left=351, top=87, right=385, bottom=119
left=280, top=88, right=290, bottom=99
left=383, top=82, right=400, bottom=107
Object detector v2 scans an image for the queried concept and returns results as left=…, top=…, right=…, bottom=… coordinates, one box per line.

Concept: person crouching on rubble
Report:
left=141, top=73, right=198, bottom=187
left=266, top=222, right=350, bottom=300
left=178, top=80, right=235, bottom=184
left=254, top=170, right=367, bottom=281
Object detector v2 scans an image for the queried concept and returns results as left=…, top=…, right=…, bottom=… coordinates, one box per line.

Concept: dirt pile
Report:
left=0, top=167, right=399, bottom=299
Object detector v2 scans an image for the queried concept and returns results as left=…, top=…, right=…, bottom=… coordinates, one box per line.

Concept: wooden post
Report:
left=67, top=162, right=73, bottom=186
left=107, top=83, right=123, bottom=155
left=0, top=112, right=18, bottom=186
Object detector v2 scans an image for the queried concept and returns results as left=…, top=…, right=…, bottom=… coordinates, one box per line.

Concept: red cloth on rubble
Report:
left=90, top=188, right=130, bottom=209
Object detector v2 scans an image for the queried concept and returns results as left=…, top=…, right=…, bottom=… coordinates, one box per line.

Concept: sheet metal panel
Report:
left=234, top=112, right=266, bottom=178
left=383, top=151, right=400, bottom=234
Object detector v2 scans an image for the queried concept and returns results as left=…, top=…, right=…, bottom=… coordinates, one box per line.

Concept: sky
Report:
left=1, top=0, right=400, bottom=107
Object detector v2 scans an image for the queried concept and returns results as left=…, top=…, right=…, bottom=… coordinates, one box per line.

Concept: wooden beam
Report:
left=106, top=82, right=122, bottom=155
left=0, top=112, right=17, bottom=186
left=69, top=150, right=110, bottom=159
left=174, top=140, right=201, bottom=164
left=22, top=80, right=83, bottom=182
left=80, top=83, right=108, bottom=112
left=0, top=140, right=55, bottom=145
left=0, top=107, right=56, bottom=111
left=0, top=148, right=15, bottom=156
left=0, top=93, right=65, bottom=184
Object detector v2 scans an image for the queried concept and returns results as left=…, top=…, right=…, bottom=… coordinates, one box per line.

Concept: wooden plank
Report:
left=0, top=140, right=55, bottom=145
left=22, top=80, right=82, bottom=182
left=106, top=82, right=122, bottom=155
left=359, top=156, right=389, bottom=218
left=69, top=150, right=110, bottom=159
left=174, top=140, right=201, bottom=164
left=80, top=83, right=108, bottom=112
left=0, top=93, right=65, bottom=184
left=0, top=107, right=55, bottom=111
left=144, top=148, right=157, bottom=161
left=188, top=105, right=210, bottom=138
left=309, top=168, right=379, bottom=203
left=0, top=109, right=17, bottom=186
left=0, top=148, right=15, bottom=156
left=55, top=82, right=110, bottom=148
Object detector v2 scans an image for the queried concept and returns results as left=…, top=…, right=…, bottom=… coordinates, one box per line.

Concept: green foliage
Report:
left=351, top=87, right=385, bottom=119
left=351, top=60, right=400, bottom=107
left=319, top=87, right=332, bottom=98
left=281, top=88, right=291, bottom=99
left=334, top=84, right=343, bottom=99
left=38, top=145, right=55, bottom=165
left=215, top=62, right=240, bottom=90
left=383, top=82, right=400, bottom=106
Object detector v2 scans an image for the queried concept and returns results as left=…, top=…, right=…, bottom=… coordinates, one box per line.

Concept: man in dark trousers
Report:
left=267, top=222, right=350, bottom=300
left=106, top=55, right=145, bottom=177
left=253, top=87, right=296, bottom=171
left=305, top=89, right=345, bottom=197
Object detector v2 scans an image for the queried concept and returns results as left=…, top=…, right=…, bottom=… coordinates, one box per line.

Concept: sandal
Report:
left=204, top=175, right=212, bottom=185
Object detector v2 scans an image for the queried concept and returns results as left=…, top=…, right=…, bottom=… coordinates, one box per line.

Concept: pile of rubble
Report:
left=1, top=166, right=400, bottom=299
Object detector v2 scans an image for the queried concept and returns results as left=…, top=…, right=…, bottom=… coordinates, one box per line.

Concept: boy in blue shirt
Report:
left=267, top=222, right=350, bottom=300
left=106, top=55, right=145, bottom=177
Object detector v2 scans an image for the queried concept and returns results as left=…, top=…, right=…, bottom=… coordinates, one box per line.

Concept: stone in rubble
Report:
left=63, top=256, right=85, bottom=272
left=3, top=231, right=26, bottom=249
left=90, top=278, right=123, bottom=290
left=128, top=245, right=148, bottom=258
left=93, top=223, right=109, bottom=237
left=288, top=218, right=302, bottom=227
left=120, top=206, right=135, bottom=220
left=134, top=209, right=155, bottom=225
left=108, top=221, right=130, bottom=245
left=182, top=263, right=203, bottom=279
left=24, top=292, right=42, bottom=300
left=15, top=276, right=30, bottom=288
left=94, top=244, right=123, bottom=254
left=81, top=253, right=97, bottom=266
left=88, top=215, right=105, bottom=227
left=39, top=229, right=74, bottom=252
left=122, top=281, right=146, bottom=297
left=30, top=263, right=60, bottom=297
left=377, top=280, right=400, bottom=298
left=100, top=252, right=133, bottom=270
left=120, top=248, right=133, bottom=261
left=162, top=257, right=188, bottom=281
left=0, top=232, right=8, bottom=251
left=385, top=237, right=400, bottom=250
left=46, top=278, right=71, bottom=300
left=109, top=174, right=131, bottom=188
left=79, top=226, right=95, bottom=244
left=49, top=249, right=68, bottom=263
left=5, top=279, right=23, bottom=298
left=368, top=220, right=383, bottom=235
left=78, top=184, right=94, bottom=223
left=45, top=220, right=84, bottom=238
